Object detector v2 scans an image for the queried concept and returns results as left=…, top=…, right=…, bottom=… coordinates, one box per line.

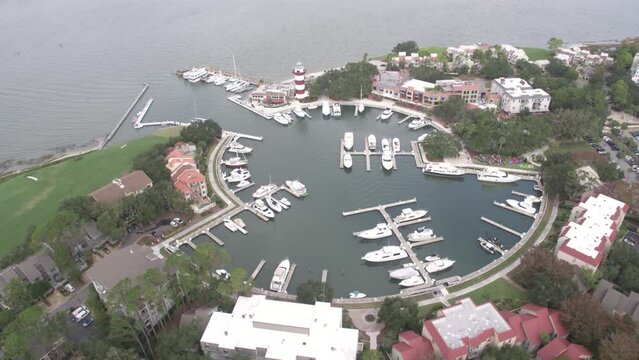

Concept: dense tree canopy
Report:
left=603, top=241, right=639, bottom=293
left=155, top=323, right=206, bottom=360
left=2, top=278, right=31, bottom=310
left=433, top=96, right=467, bottom=123
left=410, top=65, right=447, bottom=83
left=481, top=344, right=531, bottom=360
left=179, top=120, right=222, bottom=148
left=479, top=51, right=515, bottom=79
left=512, top=248, right=577, bottom=308
left=378, top=297, right=421, bottom=336
left=599, top=331, right=639, bottom=360
left=309, top=61, right=378, bottom=99
left=296, top=280, right=333, bottom=304
left=541, top=151, right=581, bottom=199
left=392, top=41, right=419, bottom=54
left=421, top=132, right=461, bottom=159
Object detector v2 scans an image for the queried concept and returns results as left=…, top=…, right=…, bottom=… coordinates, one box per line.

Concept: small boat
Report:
left=484, top=236, right=503, bottom=249
left=425, top=254, right=440, bottom=262
left=282, top=113, right=294, bottom=124
left=407, top=227, right=435, bottom=242
left=183, top=67, right=208, bottom=82
left=307, top=104, right=318, bottom=110
left=506, top=199, right=537, bottom=215
left=285, top=180, right=307, bottom=196
left=273, top=113, right=289, bottom=125
left=408, top=118, right=426, bottom=130
left=224, top=219, right=238, bottom=232
left=293, top=107, right=306, bottom=118
left=233, top=218, right=246, bottom=228
left=203, top=75, right=216, bottom=83
left=381, top=138, right=390, bottom=151
left=213, top=76, right=227, bottom=86
left=382, top=151, right=393, bottom=170
left=343, top=153, right=353, bottom=169
left=361, top=246, right=408, bottom=263
left=253, top=199, right=275, bottom=218
left=479, top=240, right=496, bottom=254
left=422, top=163, right=465, bottom=178
left=332, top=103, right=342, bottom=117
left=380, top=107, right=393, bottom=120
left=26, top=176, right=38, bottom=182
left=279, top=197, right=291, bottom=207
left=322, top=101, right=331, bottom=116
left=534, top=184, right=543, bottom=192
left=132, top=99, right=153, bottom=126
left=215, top=269, right=230, bottom=280
left=358, top=102, right=365, bottom=113
left=393, top=208, right=428, bottom=223
left=252, top=184, right=278, bottom=198
left=425, top=258, right=455, bottom=273
left=265, top=196, right=283, bottom=213
left=477, top=168, right=521, bottom=183
left=399, top=276, right=425, bottom=287
left=225, top=80, right=241, bottom=91
left=418, top=133, right=430, bottom=142
left=222, top=157, right=248, bottom=168
left=356, top=223, right=392, bottom=240
left=389, top=267, right=420, bottom=280
left=368, top=134, right=377, bottom=150
left=270, top=258, right=290, bottom=292
left=392, top=138, right=400, bottom=153
left=349, top=291, right=367, bottom=299
left=227, top=142, right=253, bottom=154
left=236, top=180, right=252, bottom=188
left=225, top=169, right=251, bottom=183
left=344, top=132, right=354, bottom=150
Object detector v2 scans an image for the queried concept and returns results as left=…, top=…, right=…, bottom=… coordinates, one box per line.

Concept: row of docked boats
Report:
left=422, top=163, right=522, bottom=184
left=272, top=108, right=310, bottom=126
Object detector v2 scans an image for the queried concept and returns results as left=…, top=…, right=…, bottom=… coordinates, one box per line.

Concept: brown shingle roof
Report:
left=89, top=170, right=153, bottom=204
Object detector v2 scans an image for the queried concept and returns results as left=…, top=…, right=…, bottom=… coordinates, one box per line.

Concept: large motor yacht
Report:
left=270, top=258, right=290, bottom=292
left=477, top=168, right=521, bottom=183
left=422, top=162, right=465, bottom=178
left=425, top=258, right=455, bottom=273
left=361, top=246, right=408, bottom=263
left=356, top=223, right=393, bottom=240
left=393, top=208, right=428, bottom=223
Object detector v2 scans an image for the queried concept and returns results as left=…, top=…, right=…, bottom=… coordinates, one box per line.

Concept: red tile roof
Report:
left=392, top=331, right=434, bottom=360
left=548, top=309, right=568, bottom=338
left=537, top=338, right=571, bottom=360
left=558, top=234, right=606, bottom=267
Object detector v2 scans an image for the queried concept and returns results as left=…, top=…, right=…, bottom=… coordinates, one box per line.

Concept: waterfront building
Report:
left=391, top=330, right=434, bottom=360
left=631, top=53, right=639, bottom=85
left=392, top=52, right=425, bottom=67
left=593, top=279, right=639, bottom=323
left=398, top=79, right=436, bottom=104
left=372, top=70, right=411, bottom=98
left=446, top=44, right=488, bottom=61
left=292, top=61, right=308, bottom=99
left=200, top=295, right=359, bottom=359
left=500, top=44, right=529, bottom=64
left=555, top=46, right=614, bottom=67
left=0, top=249, right=62, bottom=308
left=490, top=78, right=551, bottom=114
left=249, top=83, right=294, bottom=106
left=165, top=142, right=208, bottom=202
left=555, top=194, right=628, bottom=272
left=394, top=79, right=480, bottom=107
left=89, top=170, right=153, bottom=204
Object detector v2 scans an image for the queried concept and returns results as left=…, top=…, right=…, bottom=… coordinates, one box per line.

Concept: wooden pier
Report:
left=512, top=191, right=538, bottom=198
left=398, top=115, right=414, bottom=124
left=281, top=263, right=297, bottom=293
left=481, top=216, right=524, bottom=238
left=477, top=237, right=505, bottom=256
left=227, top=95, right=273, bottom=120
left=493, top=201, right=536, bottom=218
left=205, top=231, right=225, bottom=246
left=251, top=259, right=266, bottom=280
left=321, top=269, right=328, bottom=284
left=409, top=236, right=444, bottom=248
left=342, top=198, right=417, bottom=216
left=102, top=83, right=149, bottom=148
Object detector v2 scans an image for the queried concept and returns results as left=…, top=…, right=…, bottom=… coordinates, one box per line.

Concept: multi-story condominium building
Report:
left=490, top=78, right=551, bottom=114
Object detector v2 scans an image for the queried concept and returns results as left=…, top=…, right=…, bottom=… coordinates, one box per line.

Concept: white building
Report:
left=631, top=53, right=639, bottom=85
left=500, top=44, right=529, bottom=64
left=447, top=44, right=479, bottom=61
left=490, top=77, right=551, bottom=114
left=555, top=194, right=628, bottom=272
left=555, top=46, right=614, bottom=67
left=200, top=295, right=359, bottom=360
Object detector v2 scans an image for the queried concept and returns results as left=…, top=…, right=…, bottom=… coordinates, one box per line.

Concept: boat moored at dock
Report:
left=343, top=153, right=353, bottom=169
left=349, top=290, right=367, bottom=299
left=477, top=168, right=521, bottom=183
left=332, top=103, right=342, bottom=117
left=265, top=196, right=283, bottom=213
left=356, top=223, right=392, bottom=240
left=322, top=101, right=331, bottom=116
left=293, top=107, right=306, bottom=118
left=408, top=118, right=427, bottom=130
left=253, top=199, right=275, bottom=218
left=425, top=258, right=455, bottom=273
left=399, top=275, right=425, bottom=287
left=392, top=138, right=400, bottom=152
left=505, top=198, right=537, bottom=215
left=382, top=150, right=393, bottom=170
left=380, top=107, right=393, bottom=120
left=361, top=246, right=408, bottom=263
left=285, top=180, right=307, bottom=196
left=368, top=134, right=377, bottom=150
left=252, top=184, right=278, bottom=198
left=270, top=258, right=290, bottom=292
left=222, top=156, right=247, bottom=168
left=227, top=142, right=253, bottom=154
left=393, top=208, right=428, bottom=223
left=425, top=254, right=440, bottom=262
left=479, top=240, right=496, bottom=254
left=344, top=132, right=354, bottom=150
left=182, top=67, right=208, bottom=82
left=407, top=227, right=435, bottom=242
left=273, top=113, right=289, bottom=125
left=422, top=162, right=465, bottom=178
left=389, top=267, right=420, bottom=280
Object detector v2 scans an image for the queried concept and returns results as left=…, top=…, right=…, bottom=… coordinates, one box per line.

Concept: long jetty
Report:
left=493, top=201, right=536, bottom=218
left=251, top=260, right=266, bottom=280
left=481, top=216, right=524, bottom=238
left=102, top=83, right=149, bottom=148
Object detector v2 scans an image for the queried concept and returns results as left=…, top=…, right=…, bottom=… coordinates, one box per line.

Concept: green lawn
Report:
left=552, top=141, right=593, bottom=154
left=419, top=46, right=447, bottom=59
left=522, top=47, right=553, bottom=61
left=457, top=278, right=529, bottom=306
left=0, top=135, right=167, bottom=253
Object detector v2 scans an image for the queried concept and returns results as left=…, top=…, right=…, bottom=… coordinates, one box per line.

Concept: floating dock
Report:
left=321, top=269, right=328, bottom=283
left=103, top=83, right=149, bottom=147
left=396, top=216, right=431, bottom=228
left=512, top=191, right=537, bottom=198
left=251, top=259, right=266, bottom=280
left=410, top=141, right=426, bottom=168
left=227, top=95, right=273, bottom=120
left=398, top=115, right=414, bottom=124
left=480, top=216, right=524, bottom=238
left=493, top=201, right=536, bottom=218
left=205, top=231, right=225, bottom=246
left=342, top=198, right=417, bottom=216
left=281, top=263, right=297, bottom=293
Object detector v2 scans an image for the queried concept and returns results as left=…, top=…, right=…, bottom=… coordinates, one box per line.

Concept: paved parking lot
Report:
left=598, top=138, right=638, bottom=182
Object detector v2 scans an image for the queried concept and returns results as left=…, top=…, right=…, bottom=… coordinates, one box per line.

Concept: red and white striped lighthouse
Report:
left=292, top=61, right=308, bottom=99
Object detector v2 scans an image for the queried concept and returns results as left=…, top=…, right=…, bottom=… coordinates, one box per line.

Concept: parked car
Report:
left=81, top=316, right=94, bottom=327
left=64, top=283, right=75, bottom=293
left=610, top=144, right=620, bottom=151
left=71, top=306, right=90, bottom=322
left=596, top=147, right=606, bottom=154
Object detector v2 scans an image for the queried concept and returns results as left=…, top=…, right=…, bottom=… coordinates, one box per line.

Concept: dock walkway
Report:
left=481, top=216, right=524, bottom=238
left=493, top=201, right=536, bottom=219
left=281, top=263, right=297, bottom=293
left=251, top=260, right=266, bottom=280
left=103, top=83, right=149, bottom=147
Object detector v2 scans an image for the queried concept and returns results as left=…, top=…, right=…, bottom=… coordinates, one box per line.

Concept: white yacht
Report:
left=270, top=258, right=290, bottom=292
left=425, top=258, right=455, bottom=273
left=225, top=80, right=241, bottom=91
left=344, top=132, right=354, bottom=150
left=343, top=153, right=353, bottom=169
left=422, top=163, right=465, bottom=178
left=389, top=267, right=420, bottom=280
left=407, top=227, right=435, bottom=242
left=225, top=168, right=251, bottom=183
left=332, top=103, right=342, bottom=117
left=224, top=219, right=238, bottom=232
left=425, top=254, right=440, bottom=262
left=358, top=102, right=365, bottom=113
left=273, top=113, right=289, bottom=125
left=293, top=107, right=306, bottom=118
left=368, top=134, right=377, bottom=150
left=418, top=133, right=430, bottom=142
left=399, top=276, right=425, bottom=287
left=227, top=142, right=253, bottom=154
left=356, top=223, right=392, bottom=240
left=382, top=150, right=393, bottom=171
left=213, top=76, right=227, bottom=86
left=279, top=197, right=291, bottom=207
left=252, top=184, right=278, bottom=198
left=380, top=107, right=393, bottom=120
left=222, top=157, right=247, bottom=168
left=349, top=291, right=367, bottom=299
left=361, top=246, right=408, bottom=263
left=393, top=208, right=428, bottom=223
left=408, top=118, right=426, bottom=130
left=282, top=112, right=294, bottom=124
left=265, top=196, right=283, bottom=213
left=285, top=180, right=307, bottom=196
left=253, top=199, right=275, bottom=218
left=477, top=168, right=521, bottom=183
left=392, top=138, right=401, bottom=153
left=381, top=138, right=390, bottom=152
left=307, top=104, right=318, bottom=110
left=183, top=67, right=208, bottom=82
left=480, top=241, right=496, bottom=254
left=506, top=199, right=537, bottom=215
left=236, top=180, right=252, bottom=189
left=322, top=101, right=331, bottom=116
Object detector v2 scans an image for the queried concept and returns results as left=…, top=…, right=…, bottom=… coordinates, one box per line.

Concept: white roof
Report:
left=432, top=298, right=511, bottom=349
left=200, top=295, right=358, bottom=360
left=402, top=79, right=436, bottom=91
left=561, top=194, right=626, bottom=260
left=493, top=78, right=549, bottom=99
